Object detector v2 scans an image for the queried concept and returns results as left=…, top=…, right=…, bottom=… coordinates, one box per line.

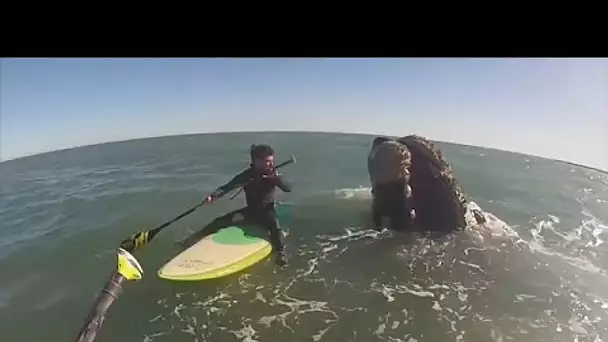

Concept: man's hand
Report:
left=262, top=168, right=280, bottom=179
left=203, top=192, right=220, bottom=203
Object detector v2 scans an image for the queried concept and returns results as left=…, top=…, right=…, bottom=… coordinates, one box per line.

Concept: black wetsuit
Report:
left=217, top=167, right=292, bottom=210
left=182, top=166, right=292, bottom=258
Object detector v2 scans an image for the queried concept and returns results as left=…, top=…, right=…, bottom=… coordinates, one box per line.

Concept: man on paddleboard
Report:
left=180, top=144, right=292, bottom=266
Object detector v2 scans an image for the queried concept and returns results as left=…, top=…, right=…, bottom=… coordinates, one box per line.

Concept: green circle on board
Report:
left=212, top=226, right=262, bottom=245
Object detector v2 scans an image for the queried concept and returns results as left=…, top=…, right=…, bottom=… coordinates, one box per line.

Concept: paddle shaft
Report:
left=148, top=203, right=203, bottom=239
left=75, top=271, right=126, bottom=342
left=272, top=157, right=296, bottom=170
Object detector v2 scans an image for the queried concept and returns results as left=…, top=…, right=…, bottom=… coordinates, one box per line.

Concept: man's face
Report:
left=253, top=155, right=274, bottom=172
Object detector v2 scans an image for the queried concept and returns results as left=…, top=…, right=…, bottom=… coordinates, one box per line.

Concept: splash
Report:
left=333, top=186, right=372, bottom=200
left=464, top=201, right=522, bottom=248
left=523, top=213, right=607, bottom=276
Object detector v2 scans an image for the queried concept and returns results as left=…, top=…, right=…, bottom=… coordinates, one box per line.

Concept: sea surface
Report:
left=1, top=131, right=607, bottom=342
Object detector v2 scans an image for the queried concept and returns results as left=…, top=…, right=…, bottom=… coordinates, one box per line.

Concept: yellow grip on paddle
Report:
left=133, top=231, right=150, bottom=249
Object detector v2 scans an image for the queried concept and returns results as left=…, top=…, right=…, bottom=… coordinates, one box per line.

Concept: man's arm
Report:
left=274, top=174, right=293, bottom=192
left=210, top=169, right=251, bottom=198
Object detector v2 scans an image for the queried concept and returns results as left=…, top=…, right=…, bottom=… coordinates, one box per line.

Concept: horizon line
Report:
left=1, top=129, right=607, bottom=174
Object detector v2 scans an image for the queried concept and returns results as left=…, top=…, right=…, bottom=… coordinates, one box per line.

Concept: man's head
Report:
left=250, top=144, right=275, bottom=172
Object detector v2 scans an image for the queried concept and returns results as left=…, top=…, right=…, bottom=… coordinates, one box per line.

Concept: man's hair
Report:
left=250, top=144, right=274, bottom=159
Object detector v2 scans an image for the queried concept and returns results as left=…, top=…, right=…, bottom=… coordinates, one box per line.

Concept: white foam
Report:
left=258, top=294, right=338, bottom=337
left=374, top=322, right=387, bottom=336
left=464, top=201, right=521, bottom=247
left=458, top=260, right=487, bottom=274
left=333, top=186, right=372, bottom=200
left=312, top=323, right=334, bottom=341
left=581, top=210, right=608, bottom=248
left=317, top=226, right=386, bottom=243
left=370, top=282, right=436, bottom=302
left=514, top=294, right=543, bottom=303
left=490, top=328, right=504, bottom=342
left=142, top=327, right=175, bottom=342
left=521, top=212, right=607, bottom=275
left=228, top=325, right=259, bottom=342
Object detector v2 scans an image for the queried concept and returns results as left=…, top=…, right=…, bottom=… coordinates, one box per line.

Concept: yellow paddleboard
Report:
left=158, top=223, right=273, bottom=281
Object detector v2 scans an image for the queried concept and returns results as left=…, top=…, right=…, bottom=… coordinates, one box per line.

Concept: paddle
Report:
left=75, top=248, right=144, bottom=342
left=118, top=155, right=297, bottom=253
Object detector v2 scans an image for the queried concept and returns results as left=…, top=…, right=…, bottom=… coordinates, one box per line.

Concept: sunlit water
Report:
left=1, top=132, right=607, bottom=342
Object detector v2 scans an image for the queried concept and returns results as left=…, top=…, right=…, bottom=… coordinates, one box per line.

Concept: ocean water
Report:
left=1, top=131, right=607, bottom=342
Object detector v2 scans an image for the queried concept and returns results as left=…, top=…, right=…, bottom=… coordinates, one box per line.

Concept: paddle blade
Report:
left=116, top=248, right=144, bottom=281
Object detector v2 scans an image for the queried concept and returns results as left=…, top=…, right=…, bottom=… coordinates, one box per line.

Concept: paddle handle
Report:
left=275, top=155, right=296, bottom=170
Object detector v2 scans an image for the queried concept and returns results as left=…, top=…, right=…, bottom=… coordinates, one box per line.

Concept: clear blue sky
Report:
left=1, top=58, right=607, bottom=170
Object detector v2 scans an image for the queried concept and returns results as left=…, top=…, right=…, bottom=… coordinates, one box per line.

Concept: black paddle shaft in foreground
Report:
left=75, top=248, right=144, bottom=342
left=75, top=272, right=126, bottom=342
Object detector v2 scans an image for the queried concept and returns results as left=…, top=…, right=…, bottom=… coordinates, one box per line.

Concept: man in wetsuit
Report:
left=180, top=144, right=292, bottom=266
